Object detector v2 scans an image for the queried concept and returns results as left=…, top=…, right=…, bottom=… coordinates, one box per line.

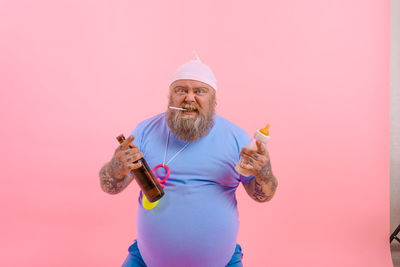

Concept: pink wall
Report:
left=0, top=0, right=391, bottom=266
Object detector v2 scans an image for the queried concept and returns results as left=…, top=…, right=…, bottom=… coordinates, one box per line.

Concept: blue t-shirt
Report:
left=130, top=113, right=252, bottom=267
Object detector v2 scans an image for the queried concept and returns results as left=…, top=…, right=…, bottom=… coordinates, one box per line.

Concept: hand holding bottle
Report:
left=110, top=135, right=143, bottom=179
left=235, top=124, right=270, bottom=177
left=116, top=134, right=165, bottom=204
left=239, top=140, right=270, bottom=177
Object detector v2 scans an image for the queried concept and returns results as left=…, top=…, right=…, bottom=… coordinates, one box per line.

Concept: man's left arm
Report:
left=240, top=140, right=278, bottom=202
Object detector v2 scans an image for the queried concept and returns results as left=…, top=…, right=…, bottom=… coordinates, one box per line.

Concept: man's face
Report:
left=169, top=79, right=215, bottom=117
left=166, top=79, right=216, bottom=142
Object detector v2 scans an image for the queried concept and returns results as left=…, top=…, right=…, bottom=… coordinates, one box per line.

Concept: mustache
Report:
left=180, top=103, right=201, bottom=112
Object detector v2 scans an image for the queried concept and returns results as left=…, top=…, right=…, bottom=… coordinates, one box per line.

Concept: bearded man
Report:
left=99, top=55, right=278, bottom=267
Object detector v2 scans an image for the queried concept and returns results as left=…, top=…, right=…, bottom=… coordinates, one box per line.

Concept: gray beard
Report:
left=166, top=101, right=215, bottom=142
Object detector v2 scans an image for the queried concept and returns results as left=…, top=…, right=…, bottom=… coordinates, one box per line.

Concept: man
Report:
left=99, top=55, right=278, bottom=267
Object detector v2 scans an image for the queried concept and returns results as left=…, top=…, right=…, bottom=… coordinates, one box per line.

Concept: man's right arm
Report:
left=99, top=162, right=134, bottom=194
left=99, top=135, right=142, bottom=195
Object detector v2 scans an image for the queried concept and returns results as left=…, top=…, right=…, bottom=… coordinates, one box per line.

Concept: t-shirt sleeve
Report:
left=240, top=174, right=254, bottom=184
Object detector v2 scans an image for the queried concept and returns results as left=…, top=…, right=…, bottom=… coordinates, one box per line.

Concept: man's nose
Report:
left=185, top=92, right=196, bottom=103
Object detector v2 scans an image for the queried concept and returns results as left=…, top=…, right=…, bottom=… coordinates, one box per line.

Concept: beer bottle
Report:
left=117, top=134, right=164, bottom=202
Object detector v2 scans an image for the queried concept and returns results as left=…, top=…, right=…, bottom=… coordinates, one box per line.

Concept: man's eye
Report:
left=177, top=89, right=186, bottom=94
left=196, top=89, right=204, bottom=94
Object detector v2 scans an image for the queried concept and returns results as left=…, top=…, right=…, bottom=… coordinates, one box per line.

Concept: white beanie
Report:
left=170, top=52, right=217, bottom=91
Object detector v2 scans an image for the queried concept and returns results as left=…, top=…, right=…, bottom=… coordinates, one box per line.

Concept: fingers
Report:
left=241, top=141, right=269, bottom=159
left=118, top=135, right=136, bottom=151
left=240, top=154, right=263, bottom=172
left=240, top=149, right=267, bottom=165
left=127, top=161, right=142, bottom=170
left=124, top=149, right=143, bottom=163
left=256, top=140, right=266, bottom=154
left=124, top=147, right=140, bottom=155
left=240, top=160, right=253, bottom=170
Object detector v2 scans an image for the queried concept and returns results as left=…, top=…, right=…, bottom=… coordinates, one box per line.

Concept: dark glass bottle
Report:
left=116, top=134, right=164, bottom=203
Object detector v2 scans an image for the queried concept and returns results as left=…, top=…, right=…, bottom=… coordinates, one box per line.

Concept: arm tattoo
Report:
left=253, top=179, right=269, bottom=202
left=99, top=163, right=134, bottom=195
left=258, top=161, right=272, bottom=181
left=110, top=156, right=124, bottom=176
left=250, top=160, right=278, bottom=202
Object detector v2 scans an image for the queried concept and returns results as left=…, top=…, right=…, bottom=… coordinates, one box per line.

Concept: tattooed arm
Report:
left=99, top=135, right=142, bottom=195
left=99, top=162, right=134, bottom=194
left=242, top=164, right=278, bottom=202
left=240, top=140, right=278, bottom=202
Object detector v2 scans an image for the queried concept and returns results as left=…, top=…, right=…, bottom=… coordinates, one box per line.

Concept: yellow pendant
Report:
left=142, top=195, right=159, bottom=210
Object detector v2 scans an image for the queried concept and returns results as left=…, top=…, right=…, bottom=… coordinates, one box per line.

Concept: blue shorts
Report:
left=121, top=240, right=244, bottom=267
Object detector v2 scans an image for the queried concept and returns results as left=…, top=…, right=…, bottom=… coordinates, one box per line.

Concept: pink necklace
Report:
left=152, top=131, right=190, bottom=187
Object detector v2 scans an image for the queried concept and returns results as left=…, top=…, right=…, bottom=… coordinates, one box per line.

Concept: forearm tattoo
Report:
left=253, top=179, right=269, bottom=202
left=252, top=160, right=278, bottom=202
left=110, top=154, right=124, bottom=178
left=99, top=163, right=133, bottom=194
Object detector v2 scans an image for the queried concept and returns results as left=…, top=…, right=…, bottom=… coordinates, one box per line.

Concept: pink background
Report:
left=0, top=0, right=391, bottom=266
